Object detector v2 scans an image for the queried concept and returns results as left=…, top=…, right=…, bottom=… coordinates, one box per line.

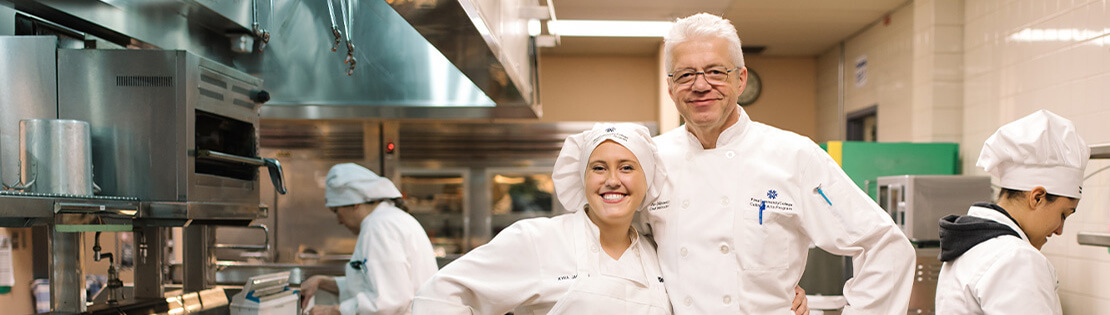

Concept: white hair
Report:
left=664, top=13, right=745, bottom=72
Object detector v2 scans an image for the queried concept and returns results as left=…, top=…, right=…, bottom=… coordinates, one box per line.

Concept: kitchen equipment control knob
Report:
left=251, top=90, right=271, bottom=104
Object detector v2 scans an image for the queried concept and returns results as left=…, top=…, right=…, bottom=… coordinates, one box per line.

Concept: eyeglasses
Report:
left=668, top=67, right=739, bottom=86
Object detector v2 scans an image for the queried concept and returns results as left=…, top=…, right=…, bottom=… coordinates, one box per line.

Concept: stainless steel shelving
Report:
left=0, top=191, right=264, bottom=228
left=1079, top=144, right=1110, bottom=248
left=1078, top=232, right=1110, bottom=248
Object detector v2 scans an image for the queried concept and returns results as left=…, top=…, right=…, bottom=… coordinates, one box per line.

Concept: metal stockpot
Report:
left=7, top=119, right=95, bottom=195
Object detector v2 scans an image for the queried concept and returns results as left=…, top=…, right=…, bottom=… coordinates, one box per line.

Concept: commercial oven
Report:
left=56, top=49, right=284, bottom=212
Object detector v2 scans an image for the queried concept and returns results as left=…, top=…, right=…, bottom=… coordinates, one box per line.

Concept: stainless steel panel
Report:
left=133, top=226, right=167, bottom=299
left=908, top=247, right=941, bottom=314
left=0, top=36, right=57, bottom=191
left=389, top=0, right=536, bottom=105
left=255, top=121, right=383, bottom=262
left=0, top=3, right=15, bottom=35
left=261, top=103, right=541, bottom=120
left=266, top=157, right=365, bottom=262
left=876, top=175, right=992, bottom=242
left=257, top=0, right=506, bottom=116
left=185, top=0, right=255, bottom=33
left=1078, top=232, right=1110, bottom=247
left=50, top=226, right=85, bottom=313
left=206, top=262, right=344, bottom=285
left=57, top=49, right=187, bottom=201
left=1091, top=143, right=1110, bottom=159
left=14, top=0, right=245, bottom=65
left=183, top=225, right=216, bottom=292
left=399, top=121, right=635, bottom=166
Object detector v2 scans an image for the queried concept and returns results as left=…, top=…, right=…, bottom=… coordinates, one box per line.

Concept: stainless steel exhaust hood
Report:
left=257, top=0, right=541, bottom=119
left=12, top=0, right=543, bottom=119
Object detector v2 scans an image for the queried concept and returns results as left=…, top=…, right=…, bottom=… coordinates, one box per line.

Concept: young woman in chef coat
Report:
left=935, top=110, right=1090, bottom=314
left=411, top=122, right=674, bottom=314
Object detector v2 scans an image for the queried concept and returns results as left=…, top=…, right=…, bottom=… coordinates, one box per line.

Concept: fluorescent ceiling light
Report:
left=548, top=20, right=673, bottom=37
left=1008, top=28, right=1110, bottom=46
left=528, top=19, right=542, bottom=36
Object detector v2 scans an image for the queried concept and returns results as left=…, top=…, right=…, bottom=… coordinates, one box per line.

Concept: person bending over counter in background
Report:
left=936, top=110, right=1089, bottom=314
left=300, top=163, right=438, bottom=315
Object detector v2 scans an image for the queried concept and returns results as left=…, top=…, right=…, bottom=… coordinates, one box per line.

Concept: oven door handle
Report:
left=196, top=150, right=288, bottom=195
left=262, top=157, right=287, bottom=195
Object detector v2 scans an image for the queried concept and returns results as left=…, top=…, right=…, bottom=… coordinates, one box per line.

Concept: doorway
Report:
left=846, top=105, right=877, bottom=141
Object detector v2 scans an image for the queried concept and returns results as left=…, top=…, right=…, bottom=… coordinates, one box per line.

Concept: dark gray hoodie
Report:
left=938, top=203, right=1022, bottom=262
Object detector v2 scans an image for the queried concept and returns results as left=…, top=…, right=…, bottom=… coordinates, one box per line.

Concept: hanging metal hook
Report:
left=326, top=0, right=343, bottom=52
left=251, top=0, right=272, bottom=52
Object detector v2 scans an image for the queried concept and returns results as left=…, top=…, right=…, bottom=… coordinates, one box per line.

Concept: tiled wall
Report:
left=816, top=4, right=915, bottom=143
left=913, top=0, right=965, bottom=143
left=818, top=0, right=1110, bottom=311
left=964, top=0, right=1110, bottom=312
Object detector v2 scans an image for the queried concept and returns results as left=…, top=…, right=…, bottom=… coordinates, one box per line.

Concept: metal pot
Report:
left=7, top=119, right=94, bottom=195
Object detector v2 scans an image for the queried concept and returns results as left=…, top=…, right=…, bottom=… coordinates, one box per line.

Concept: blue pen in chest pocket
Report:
left=759, top=201, right=765, bottom=225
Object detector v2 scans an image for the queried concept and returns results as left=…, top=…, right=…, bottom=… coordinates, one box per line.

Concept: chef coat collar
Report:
left=682, top=105, right=750, bottom=149
left=581, top=211, right=649, bottom=287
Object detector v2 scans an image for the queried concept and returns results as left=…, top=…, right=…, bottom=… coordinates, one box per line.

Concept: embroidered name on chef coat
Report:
left=648, top=200, right=670, bottom=211
left=556, top=274, right=579, bottom=281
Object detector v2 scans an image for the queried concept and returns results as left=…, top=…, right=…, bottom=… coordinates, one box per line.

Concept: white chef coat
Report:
left=335, top=203, right=439, bottom=315
left=412, top=210, right=672, bottom=314
left=644, top=106, right=915, bottom=314
left=935, top=205, right=1062, bottom=315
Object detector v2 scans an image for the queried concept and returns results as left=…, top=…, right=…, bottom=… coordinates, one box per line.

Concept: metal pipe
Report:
left=49, top=226, right=85, bottom=313
left=837, top=42, right=846, bottom=140
left=183, top=225, right=216, bottom=292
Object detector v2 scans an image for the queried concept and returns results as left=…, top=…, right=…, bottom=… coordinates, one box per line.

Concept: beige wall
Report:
left=536, top=53, right=818, bottom=140
left=816, top=4, right=916, bottom=143
left=741, top=56, right=818, bottom=139
left=536, top=55, right=659, bottom=123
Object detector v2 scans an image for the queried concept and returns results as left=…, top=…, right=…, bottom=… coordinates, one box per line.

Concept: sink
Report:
left=171, top=262, right=346, bottom=286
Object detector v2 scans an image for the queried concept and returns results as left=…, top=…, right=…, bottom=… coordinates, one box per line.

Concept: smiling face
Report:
left=667, top=36, right=745, bottom=133
left=583, top=141, right=647, bottom=228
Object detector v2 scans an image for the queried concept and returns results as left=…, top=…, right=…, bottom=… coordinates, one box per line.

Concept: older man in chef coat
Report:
left=641, top=13, right=915, bottom=314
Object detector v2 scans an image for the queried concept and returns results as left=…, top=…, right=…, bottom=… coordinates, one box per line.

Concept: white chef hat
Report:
left=977, top=110, right=1090, bottom=199
left=552, top=123, right=668, bottom=212
left=325, top=163, right=402, bottom=208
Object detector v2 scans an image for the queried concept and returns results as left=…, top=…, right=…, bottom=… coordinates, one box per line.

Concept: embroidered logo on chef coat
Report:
left=748, top=190, right=794, bottom=212
left=750, top=190, right=793, bottom=224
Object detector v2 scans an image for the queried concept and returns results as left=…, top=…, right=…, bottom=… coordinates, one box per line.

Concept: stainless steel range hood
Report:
left=257, top=0, right=541, bottom=119
left=11, top=0, right=542, bottom=119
